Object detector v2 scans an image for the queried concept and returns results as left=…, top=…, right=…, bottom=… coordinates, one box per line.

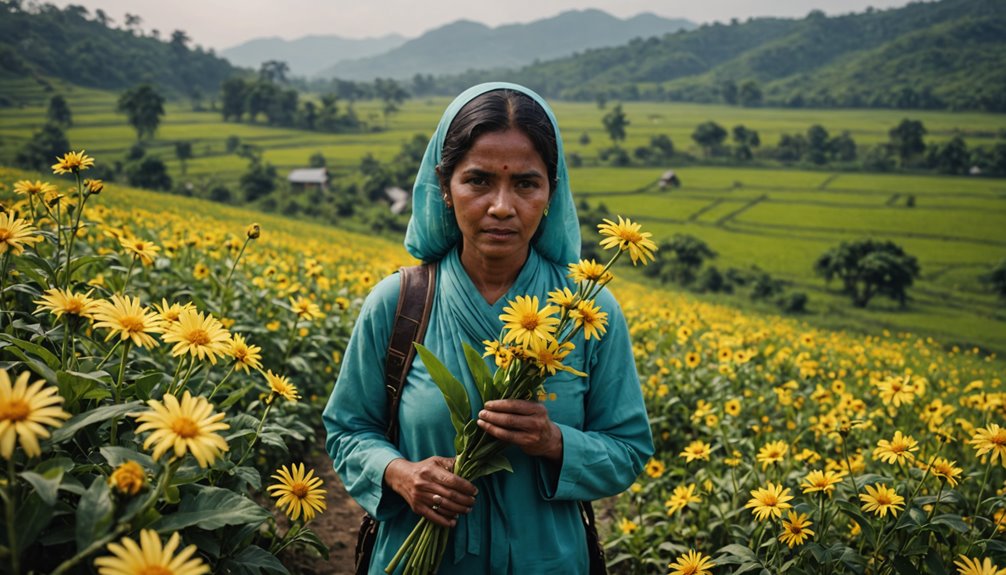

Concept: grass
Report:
left=2, top=75, right=1004, bottom=352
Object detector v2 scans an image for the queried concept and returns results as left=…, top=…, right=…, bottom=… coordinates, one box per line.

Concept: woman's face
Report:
left=446, top=128, right=550, bottom=270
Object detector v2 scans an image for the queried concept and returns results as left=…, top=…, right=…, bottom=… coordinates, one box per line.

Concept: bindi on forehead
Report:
left=503, top=164, right=508, bottom=170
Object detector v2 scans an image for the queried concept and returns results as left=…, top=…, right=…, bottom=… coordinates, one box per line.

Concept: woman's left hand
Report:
left=477, top=399, right=563, bottom=461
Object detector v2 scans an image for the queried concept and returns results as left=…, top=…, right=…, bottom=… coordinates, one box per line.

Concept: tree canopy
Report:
left=814, top=239, right=921, bottom=308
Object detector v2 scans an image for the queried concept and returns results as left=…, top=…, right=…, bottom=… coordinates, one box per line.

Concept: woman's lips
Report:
left=483, top=228, right=517, bottom=240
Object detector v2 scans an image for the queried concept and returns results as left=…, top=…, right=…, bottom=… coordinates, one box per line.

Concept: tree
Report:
left=644, top=234, right=717, bottom=286
left=932, top=136, right=969, bottom=175
left=738, top=80, right=762, bottom=107
left=174, top=141, right=193, bottom=176
left=47, top=94, right=72, bottom=127
left=220, top=77, right=247, bottom=122
left=259, top=60, right=289, bottom=84
left=169, top=30, right=190, bottom=54
left=126, top=156, right=172, bottom=191
left=889, top=119, right=927, bottom=167
left=117, top=84, right=165, bottom=140
left=980, top=259, right=1006, bottom=301
left=814, top=239, right=920, bottom=308
left=721, top=80, right=738, bottom=105
left=805, top=125, right=830, bottom=165
left=241, top=159, right=277, bottom=202
left=732, top=125, right=760, bottom=161
left=650, top=134, right=674, bottom=161
left=15, top=123, right=70, bottom=171
left=829, top=131, right=857, bottom=162
left=374, top=78, right=408, bottom=127
left=602, top=104, right=629, bottom=145
left=692, top=121, right=727, bottom=158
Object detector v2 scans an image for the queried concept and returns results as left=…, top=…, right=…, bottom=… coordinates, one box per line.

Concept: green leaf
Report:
left=930, top=513, right=969, bottom=533
left=468, top=453, right=512, bottom=480
left=893, top=556, right=917, bottom=575
left=132, top=372, right=164, bottom=401
left=291, top=528, right=330, bottom=560
left=717, top=544, right=757, bottom=562
left=3, top=344, right=57, bottom=384
left=100, top=446, right=156, bottom=469
left=220, top=382, right=256, bottom=409
left=220, top=544, right=289, bottom=575
left=923, top=547, right=948, bottom=575
left=151, top=485, right=270, bottom=532
left=414, top=343, right=470, bottom=434
left=461, top=341, right=494, bottom=405
left=20, top=469, right=63, bottom=506
left=76, top=476, right=114, bottom=552
left=14, top=492, right=54, bottom=553
left=56, top=369, right=108, bottom=409
left=70, top=254, right=115, bottom=276
left=0, top=333, right=60, bottom=370
left=835, top=499, right=876, bottom=543
left=51, top=401, right=144, bottom=444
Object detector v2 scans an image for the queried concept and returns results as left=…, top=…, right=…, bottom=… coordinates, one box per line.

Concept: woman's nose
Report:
left=487, top=187, right=516, bottom=218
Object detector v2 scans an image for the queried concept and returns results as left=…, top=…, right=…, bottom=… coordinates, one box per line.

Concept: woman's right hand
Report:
left=383, top=456, right=477, bottom=528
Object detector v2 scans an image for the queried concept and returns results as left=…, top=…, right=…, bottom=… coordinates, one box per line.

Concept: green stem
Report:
left=109, top=341, right=131, bottom=446
left=120, top=255, right=137, bottom=295
left=63, top=175, right=87, bottom=290
left=0, top=253, right=10, bottom=331
left=386, top=517, right=428, bottom=573
left=206, top=364, right=237, bottom=400
left=236, top=402, right=272, bottom=468
left=6, top=457, right=19, bottom=575
left=221, top=237, right=251, bottom=318
left=60, top=318, right=71, bottom=370
left=172, top=357, right=199, bottom=396
left=972, top=461, right=993, bottom=522
left=94, top=340, right=122, bottom=371
left=281, top=318, right=299, bottom=366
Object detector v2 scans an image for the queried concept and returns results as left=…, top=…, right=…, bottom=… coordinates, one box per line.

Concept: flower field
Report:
left=0, top=152, right=1003, bottom=574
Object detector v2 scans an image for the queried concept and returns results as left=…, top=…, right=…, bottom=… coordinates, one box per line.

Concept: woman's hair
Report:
left=438, top=89, right=558, bottom=194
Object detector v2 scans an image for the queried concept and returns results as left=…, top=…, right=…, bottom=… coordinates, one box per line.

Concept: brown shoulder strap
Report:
left=383, top=263, right=436, bottom=442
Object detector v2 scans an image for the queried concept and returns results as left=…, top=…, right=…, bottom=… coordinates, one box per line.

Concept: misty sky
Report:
left=51, top=0, right=916, bottom=51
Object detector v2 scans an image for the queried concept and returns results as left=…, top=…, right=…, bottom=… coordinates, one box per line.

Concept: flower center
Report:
left=171, top=417, right=199, bottom=438
left=138, top=566, right=172, bottom=575
left=291, top=482, right=309, bottom=498
left=789, top=524, right=803, bottom=534
left=875, top=494, right=891, bottom=505
left=187, top=329, right=210, bottom=345
left=1, top=399, right=31, bottom=422
left=0, top=229, right=11, bottom=242
left=119, top=315, right=146, bottom=333
left=763, top=495, right=778, bottom=506
left=520, top=313, right=540, bottom=331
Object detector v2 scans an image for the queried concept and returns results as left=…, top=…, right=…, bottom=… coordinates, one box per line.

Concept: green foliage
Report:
left=240, top=159, right=278, bottom=202
left=644, top=233, right=717, bottom=286
left=692, top=121, right=727, bottom=158
left=602, top=103, right=630, bottom=145
left=889, top=119, right=928, bottom=167
left=979, top=258, right=1006, bottom=300
left=126, top=155, right=173, bottom=191
left=117, top=84, right=165, bottom=140
left=46, top=94, right=71, bottom=127
left=15, top=123, right=69, bottom=171
left=815, top=239, right=921, bottom=308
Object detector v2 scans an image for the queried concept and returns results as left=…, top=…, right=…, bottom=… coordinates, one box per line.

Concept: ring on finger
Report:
left=433, top=494, right=443, bottom=506
left=431, top=503, right=440, bottom=512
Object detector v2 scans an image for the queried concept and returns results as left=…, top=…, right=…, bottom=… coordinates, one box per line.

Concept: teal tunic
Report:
left=323, top=247, right=654, bottom=574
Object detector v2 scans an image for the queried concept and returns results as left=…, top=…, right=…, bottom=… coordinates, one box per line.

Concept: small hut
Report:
left=287, top=168, right=328, bottom=192
left=659, top=169, right=681, bottom=189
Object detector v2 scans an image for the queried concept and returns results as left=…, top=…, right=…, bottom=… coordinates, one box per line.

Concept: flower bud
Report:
left=109, top=460, right=146, bottom=495
left=246, top=223, right=261, bottom=239
left=84, top=179, right=104, bottom=194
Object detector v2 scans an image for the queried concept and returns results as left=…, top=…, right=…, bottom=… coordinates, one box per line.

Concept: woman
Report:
left=324, top=82, right=653, bottom=574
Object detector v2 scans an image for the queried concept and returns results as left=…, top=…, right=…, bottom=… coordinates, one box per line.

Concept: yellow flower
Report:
left=724, top=398, right=741, bottom=417
left=859, top=483, right=905, bottom=518
left=0, top=213, right=43, bottom=255
left=83, top=178, right=104, bottom=194
left=685, top=351, right=701, bottom=369
left=547, top=286, right=577, bottom=309
left=969, top=423, right=1006, bottom=467
left=119, top=237, right=161, bottom=266
left=161, top=308, right=231, bottom=365
left=0, top=368, right=71, bottom=459
left=13, top=179, right=57, bottom=197
left=597, top=216, right=657, bottom=265
left=570, top=299, right=608, bottom=340
left=33, top=287, right=101, bottom=320
left=246, top=222, right=261, bottom=239
left=528, top=338, right=584, bottom=376
left=228, top=333, right=263, bottom=373
left=483, top=339, right=514, bottom=369
left=756, top=440, right=788, bottom=469
left=108, top=460, right=146, bottom=495
left=290, top=296, right=324, bottom=321
left=193, top=262, right=210, bottom=280
left=679, top=439, right=713, bottom=462
left=617, top=517, right=637, bottom=535
left=567, top=259, right=613, bottom=284
left=92, top=294, right=164, bottom=349
left=94, top=529, right=208, bottom=575
left=953, top=555, right=1006, bottom=575
left=876, top=374, right=919, bottom=408
left=873, top=431, right=919, bottom=465
left=924, top=457, right=963, bottom=487
left=667, top=550, right=715, bottom=575
left=499, top=295, right=560, bottom=349
left=645, top=458, right=665, bottom=478
left=665, top=483, right=701, bottom=515
left=778, top=511, right=815, bottom=548
left=264, top=370, right=299, bottom=402
left=51, top=150, right=95, bottom=175
left=745, top=481, right=794, bottom=521
left=132, top=391, right=229, bottom=468
left=802, top=469, right=845, bottom=496
left=152, top=299, right=196, bottom=325
left=267, top=463, right=327, bottom=522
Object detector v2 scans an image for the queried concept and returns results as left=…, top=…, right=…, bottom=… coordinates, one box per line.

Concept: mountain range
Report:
left=315, top=9, right=695, bottom=81
left=221, top=34, right=407, bottom=78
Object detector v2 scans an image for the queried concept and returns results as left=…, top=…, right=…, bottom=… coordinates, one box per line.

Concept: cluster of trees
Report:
left=220, top=64, right=409, bottom=131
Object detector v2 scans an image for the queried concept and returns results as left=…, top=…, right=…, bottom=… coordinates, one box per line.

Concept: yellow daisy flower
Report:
left=756, top=440, right=788, bottom=469
left=546, top=286, right=577, bottom=309
left=665, top=483, right=702, bottom=515
left=245, top=222, right=261, bottom=239
left=528, top=338, right=584, bottom=377
left=482, top=339, right=514, bottom=369
left=679, top=439, right=713, bottom=462
left=685, top=351, right=701, bottom=369
left=801, top=469, right=845, bottom=496
left=953, top=555, right=1006, bottom=575
left=499, top=295, right=560, bottom=349
left=132, top=391, right=229, bottom=468
left=0, top=368, right=71, bottom=459
left=153, top=299, right=196, bottom=325
left=617, top=517, right=637, bottom=535
left=873, top=430, right=919, bottom=465
left=267, top=463, right=327, bottom=522
left=924, top=457, right=964, bottom=487
left=566, top=259, right=613, bottom=284
left=161, top=308, right=231, bottom=365
left=859, top=483, right=905, bottom=518
left=645, top=458, right=665, bottom=478
left=13, top=179, right=57, bottom=197
left=570, top=299, right=608, bottom=341
left=83, top=178, right=104, bottom=194
left=51, top=150, right=95, bottom=175
left=668, top=550, right=715, bottom=575
left=876, top=374, right=919, bottom=408
left=33, top=287, right=101, bottom=320
left=94, top=529, right=208, bottom=575
left=969, top=423, right=1006, bottom=467
left=290, top=296, right=324, bottom=321
left=745, top=481, right=794, bottom=521
left=228, top=333, right=263, bottom=373
left=0, top=213, right=43, bottom=256
left=597, top=215, right=657, bottom=265
left=778, top=511, right=815, bottom=548
left=108, top=460, right=146, bottom=495
left=119, top=237, right=161, bottom=266
left=264, top=370, right=299, bottom=402
left=724, top=398, right=741, bottom=416
left=92, top=294, right=164, bottom=349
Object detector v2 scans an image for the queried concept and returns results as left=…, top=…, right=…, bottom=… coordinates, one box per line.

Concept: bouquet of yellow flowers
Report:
left=386, top=217, right=657, bottom=574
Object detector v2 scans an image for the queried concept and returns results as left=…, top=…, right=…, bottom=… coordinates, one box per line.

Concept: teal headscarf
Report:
left=404, top=82, right=580, bottom=266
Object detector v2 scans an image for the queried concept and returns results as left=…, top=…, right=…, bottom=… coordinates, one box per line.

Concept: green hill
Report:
left=436, top=0, right=1006, bottom=112
left=0, top=2, right=240, bottom=103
